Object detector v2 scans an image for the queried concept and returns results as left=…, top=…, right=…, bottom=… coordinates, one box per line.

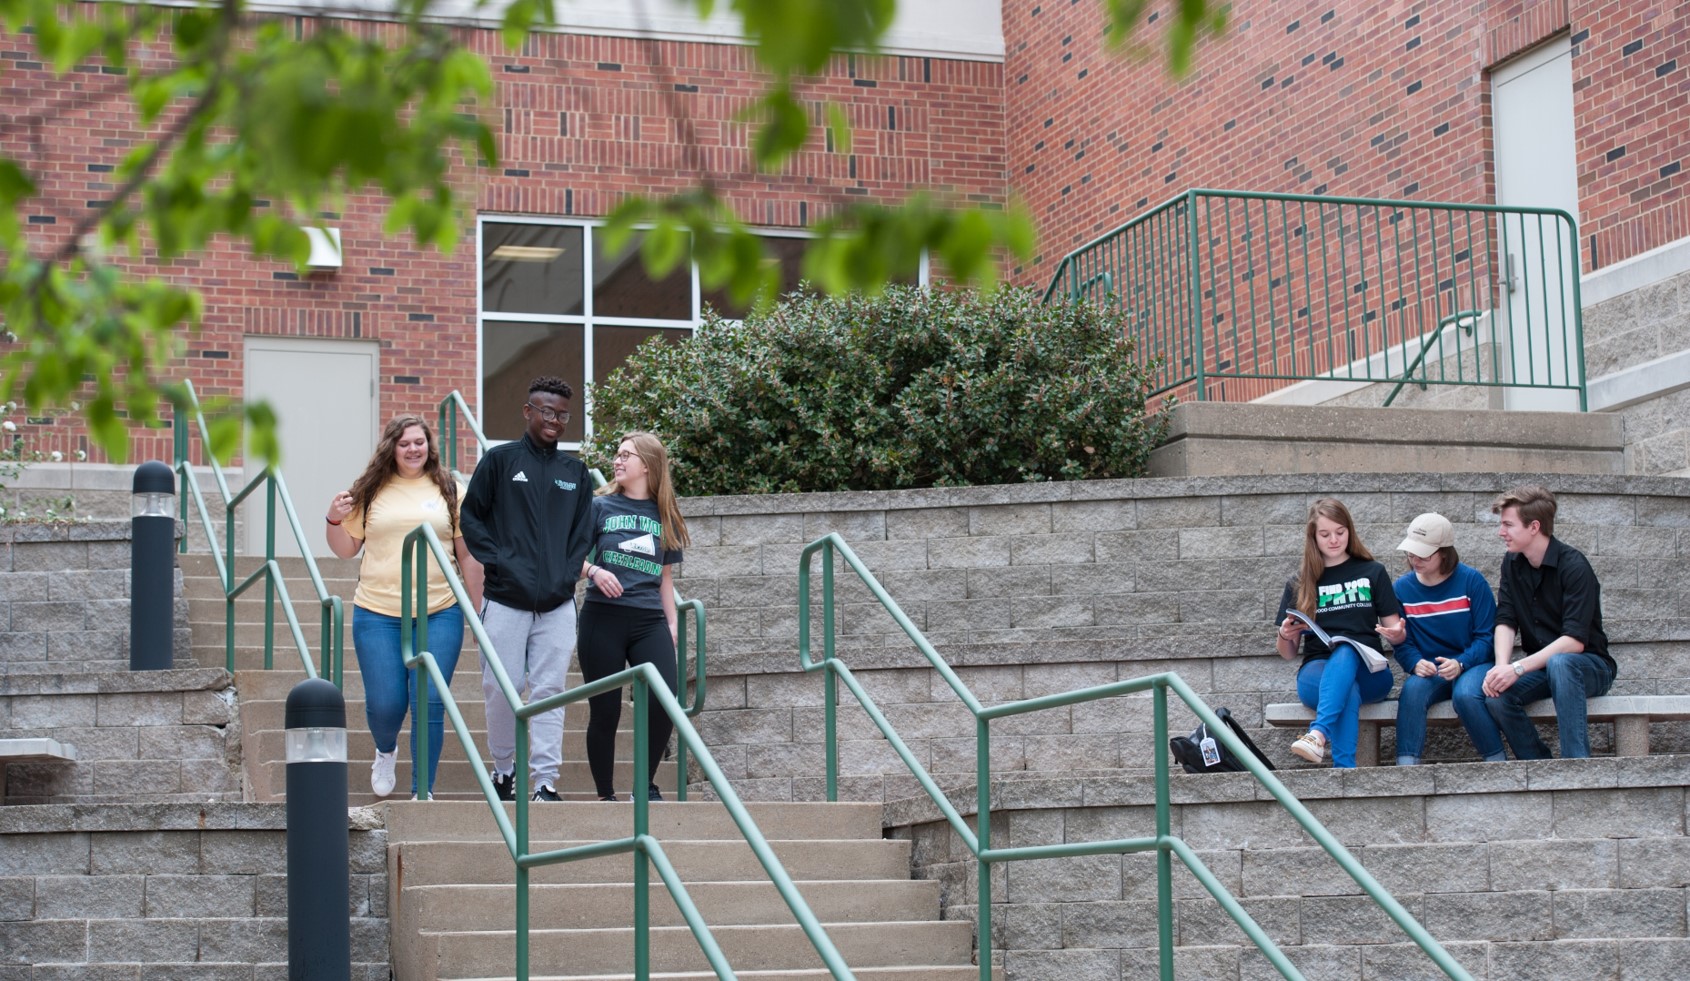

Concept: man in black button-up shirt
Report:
left=1480, top=484, right=1617, bottom=759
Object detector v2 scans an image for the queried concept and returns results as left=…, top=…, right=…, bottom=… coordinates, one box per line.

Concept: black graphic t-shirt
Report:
left=1274, top=555, right=1402, bottom=662
left=584, top=494, right=683, bottom=611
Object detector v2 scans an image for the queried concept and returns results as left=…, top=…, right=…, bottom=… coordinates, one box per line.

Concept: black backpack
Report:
left=1169, top=707, right=1276, bottom=774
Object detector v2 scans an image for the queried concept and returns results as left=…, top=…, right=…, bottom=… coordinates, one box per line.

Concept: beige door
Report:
left=244, top=338, right=380, bottom=556
left=1493, top=38, right=1581, bottom=411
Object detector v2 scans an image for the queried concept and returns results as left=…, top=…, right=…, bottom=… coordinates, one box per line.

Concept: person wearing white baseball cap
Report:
left=1390, top=513, right=1502, bottom=765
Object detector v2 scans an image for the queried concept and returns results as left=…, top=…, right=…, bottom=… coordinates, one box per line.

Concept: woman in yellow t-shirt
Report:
left=325, top=415, right=483, bottom=799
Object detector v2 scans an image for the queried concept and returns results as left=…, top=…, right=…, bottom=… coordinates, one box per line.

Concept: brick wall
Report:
left=1006, top=1, right=1690, bottom=287
left=0, top=14, right=1007, bottom=465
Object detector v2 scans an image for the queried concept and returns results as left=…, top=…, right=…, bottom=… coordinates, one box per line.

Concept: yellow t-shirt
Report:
left=342, top=475, right=467, bottom=617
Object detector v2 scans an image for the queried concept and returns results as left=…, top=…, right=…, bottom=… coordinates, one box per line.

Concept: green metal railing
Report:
left=399, top=522, right=841, bottom=981
left=434, top=389, right=708, bottom=797
left=1043, top=188, right=1586, bottom=409
left=172, top=380, right=345, bottom=683
left=438, top=389, right=490, bottom=476
left=798, top=533, right=1474, bottom=981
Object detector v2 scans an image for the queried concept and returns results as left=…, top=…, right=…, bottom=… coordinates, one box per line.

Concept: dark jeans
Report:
left=1485, top=651, right=1616, bottom=759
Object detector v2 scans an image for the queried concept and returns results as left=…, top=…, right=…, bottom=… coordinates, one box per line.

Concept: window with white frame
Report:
left=478, top=217, right=923, bottom=447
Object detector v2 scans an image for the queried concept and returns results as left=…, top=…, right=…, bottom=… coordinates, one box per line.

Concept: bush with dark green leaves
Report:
left=583, top=285, right=1173, bottom=495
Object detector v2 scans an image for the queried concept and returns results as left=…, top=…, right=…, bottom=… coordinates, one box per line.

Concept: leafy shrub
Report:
left=583, top=285, right=1173, bottom=495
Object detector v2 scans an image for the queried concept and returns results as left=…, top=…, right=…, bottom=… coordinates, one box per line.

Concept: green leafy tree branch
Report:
left=0, top=0, right=1223, bottom=462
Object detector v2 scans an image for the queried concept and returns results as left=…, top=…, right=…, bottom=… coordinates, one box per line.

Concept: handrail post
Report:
left=634, top=672, right=651, bottom=980
left=410, top=537, right=432, bottom=801
left=1153, top=682, right=1174, bottom=980
left=264, top=478, right=277, bottom=670
left=1186, top=190, right=1207, bottom=401
left=516, top=713, right=530, bottom=981
left=823, top=540, right=838, bottom=801
left=174, top=409, right=188, bottom=553
left=224, top=495, right=236, bottom=673
left=976, top=715, right=992, bottom=981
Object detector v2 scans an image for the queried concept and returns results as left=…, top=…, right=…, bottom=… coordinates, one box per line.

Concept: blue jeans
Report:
left=1296, top=644, right=1393, bottom=768
left=353, top=604, right=464, bottom=795
left=1486, top=651, right=1616, bottom=759
left=1396, top=666, right=1504, bottom=763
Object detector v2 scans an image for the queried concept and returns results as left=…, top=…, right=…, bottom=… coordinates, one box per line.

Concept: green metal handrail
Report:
left=172, top=380, right=345, bottom=683
left=798, top=533, right=1474, bottom=981
left=433, top=388, right=707, bottom=798
left=437, top=389, right=491, bottom=476
left=399, top=521, right=845, bottom=981
left=1384, top=309, right=1482, bottom=406
left=1043, top=188, right=1586, bottom=409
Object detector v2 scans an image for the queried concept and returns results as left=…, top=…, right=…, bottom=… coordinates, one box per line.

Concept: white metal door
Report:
left=244, top=338, right=379, bottom=556
left=1493, top=38, right=1581, bottom=411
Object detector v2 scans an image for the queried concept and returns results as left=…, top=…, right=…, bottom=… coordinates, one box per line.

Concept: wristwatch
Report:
left=1512, top=662, right=1525, bottom=677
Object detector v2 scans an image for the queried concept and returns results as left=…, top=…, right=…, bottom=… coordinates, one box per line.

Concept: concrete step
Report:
left=396, top=879, right=941, bottom=931
left=180, top=552, right=363, bottom=580
left=426, top=920, right=975, bottom=978
left=1149, top=401, right=1625, bottom=476
left=251, top=724, right=645, bottom=765
left=492, top=970, right=988, bottom=981
left=384, top=801, right=885, bottom=844
left=393, top=839, right=914, bottom=888
left=252, top=758, right=679, bottom=804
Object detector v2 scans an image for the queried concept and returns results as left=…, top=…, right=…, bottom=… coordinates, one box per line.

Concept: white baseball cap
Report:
left=1397, top=512, right=1455, bottom=558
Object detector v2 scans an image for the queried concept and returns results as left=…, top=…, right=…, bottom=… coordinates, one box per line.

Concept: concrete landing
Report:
left=1148, top=402, right=1625, bottom=476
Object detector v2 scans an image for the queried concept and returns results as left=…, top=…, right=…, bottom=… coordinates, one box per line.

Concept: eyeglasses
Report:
left=524, top=403, right=570, bottom=424
left=613, top=450, right=638, bottom=462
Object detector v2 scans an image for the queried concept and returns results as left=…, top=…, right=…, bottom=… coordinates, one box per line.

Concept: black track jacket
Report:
left=460, top=434, right=593, bottom=613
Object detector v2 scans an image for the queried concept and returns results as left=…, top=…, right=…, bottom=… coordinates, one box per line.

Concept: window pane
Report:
left=482, top=321, right=585, bottom=443
left=594, top=231, right=692, bottom=320
left=483, top=223, right=584, bottom=315
left=592, top=325, right=692, bottom=391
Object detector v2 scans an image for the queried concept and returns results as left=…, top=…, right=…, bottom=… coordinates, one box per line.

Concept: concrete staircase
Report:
left=181, top=553, right=676, bottom=803
left=181, top=552, right=979, bottom=979
left=384, top=801, right=980, bottom=981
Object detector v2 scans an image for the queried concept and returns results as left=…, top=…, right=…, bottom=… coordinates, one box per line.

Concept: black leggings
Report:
left=577, top=602, right=677, bottom=798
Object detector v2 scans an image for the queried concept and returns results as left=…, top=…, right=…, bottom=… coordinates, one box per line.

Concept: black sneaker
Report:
left=493, top=772, right=515, bottom=802
left=531, top=783, right=562, bottom=802
left=597, top=793, right=621, bottom=802
left=647, top=784, right=665, bottom=802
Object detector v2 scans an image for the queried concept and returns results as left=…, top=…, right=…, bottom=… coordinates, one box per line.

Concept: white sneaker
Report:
left=371, top=750, right=398, bottom=797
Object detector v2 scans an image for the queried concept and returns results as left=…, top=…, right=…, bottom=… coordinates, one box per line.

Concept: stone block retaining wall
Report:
left=0, top=520, right=190, bottom=675
left=1, top=669, right=243, bottom=805
left=677, top=473, right=1690, bottom=801
left=884, top=756, right=1690, bottom=980
left=0, top=803, right=388, bottom=979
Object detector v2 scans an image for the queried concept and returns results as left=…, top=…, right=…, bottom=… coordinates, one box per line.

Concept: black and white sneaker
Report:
left=531, top=783, right=562, bottom=802
left=492, top=772, right=515, bottom=802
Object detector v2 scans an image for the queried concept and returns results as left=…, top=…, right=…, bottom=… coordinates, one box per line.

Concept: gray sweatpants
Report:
left=480, top=598, right=576, bottom=789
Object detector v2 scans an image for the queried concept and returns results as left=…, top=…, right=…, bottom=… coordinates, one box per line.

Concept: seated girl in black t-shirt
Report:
left=1273, top=498, right=1405, bottom=767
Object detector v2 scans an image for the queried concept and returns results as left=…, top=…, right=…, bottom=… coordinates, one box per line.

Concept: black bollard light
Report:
left=285, top=677, right=350, bottom=981
left=129, top=460, right=176, bottom=670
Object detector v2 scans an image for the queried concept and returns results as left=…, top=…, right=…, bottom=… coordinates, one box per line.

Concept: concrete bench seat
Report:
left=0, top=738, right=78, bottom=763
left=1263, top=695, right=1690, bottom=765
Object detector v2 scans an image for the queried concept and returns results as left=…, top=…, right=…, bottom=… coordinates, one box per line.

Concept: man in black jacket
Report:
left=461, top=376, right=593, bottom=801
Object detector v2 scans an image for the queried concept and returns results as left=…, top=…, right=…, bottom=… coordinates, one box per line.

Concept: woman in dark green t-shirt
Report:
left=579, top=432, right=691, bottom=801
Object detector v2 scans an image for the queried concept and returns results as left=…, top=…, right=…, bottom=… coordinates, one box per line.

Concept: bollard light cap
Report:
left=285, top=677, right=346, bottom=730
left=132, top=460, right=175, bottom=496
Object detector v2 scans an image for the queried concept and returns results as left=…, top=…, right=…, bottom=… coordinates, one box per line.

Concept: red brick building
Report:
left=6, top=0, right=1690, bottom=526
